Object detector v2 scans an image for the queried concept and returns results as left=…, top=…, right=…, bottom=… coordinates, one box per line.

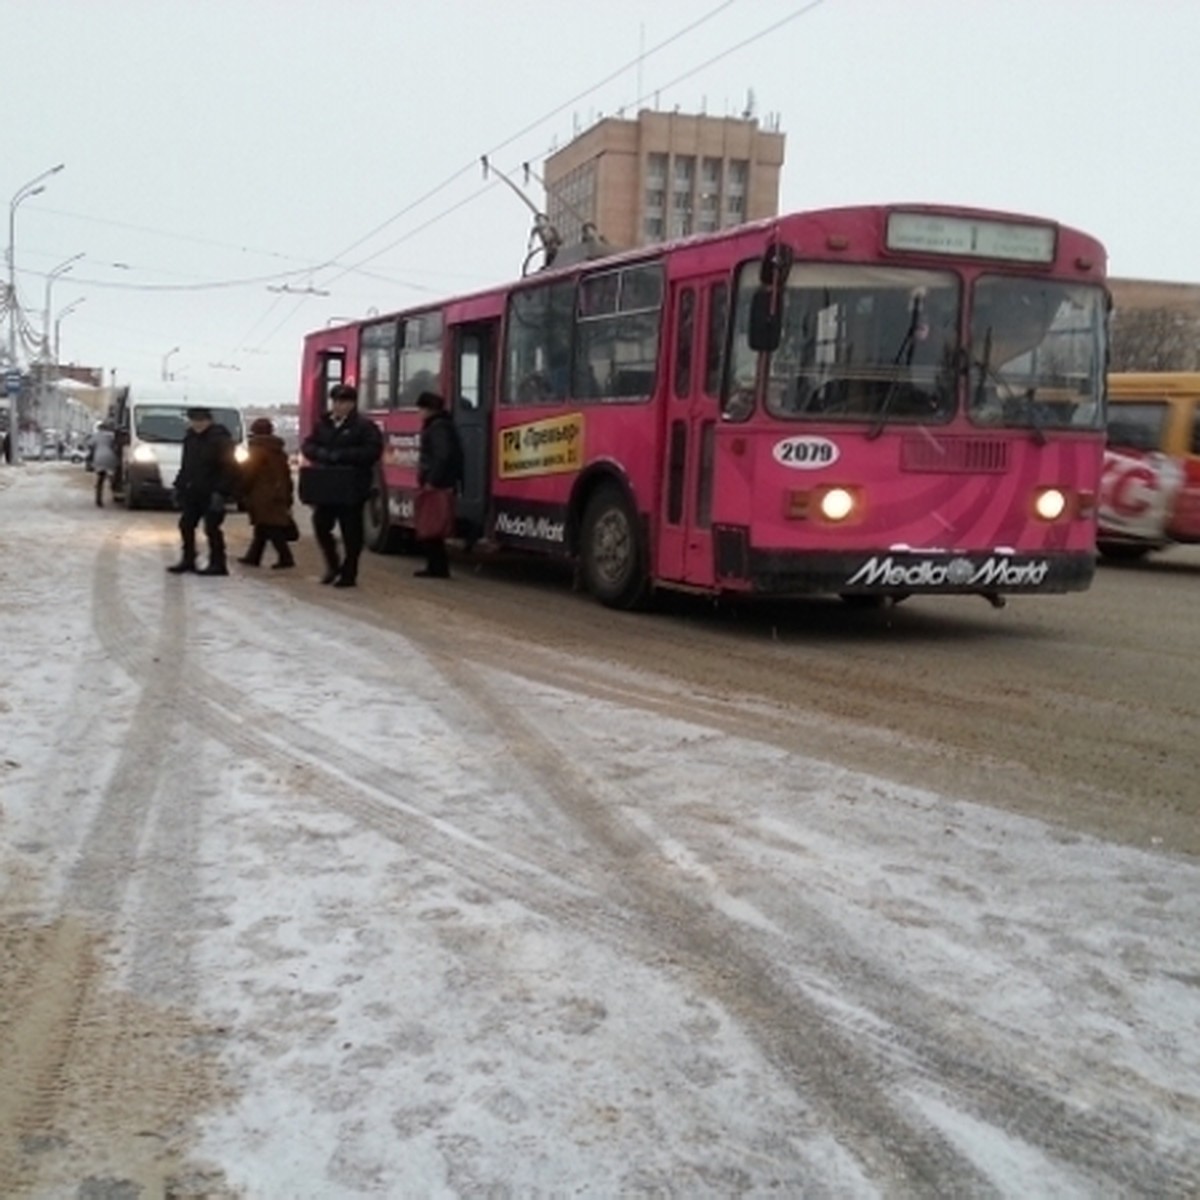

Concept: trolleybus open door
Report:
left=657, top=276, right=728, bottom=586
left=450, top=320, right=498, bottom=542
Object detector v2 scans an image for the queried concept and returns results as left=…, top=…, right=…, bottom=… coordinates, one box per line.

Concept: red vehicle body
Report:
left=1098, top=374, right=1200, bottom=560
left=299, top=204, right=1109, bottom=608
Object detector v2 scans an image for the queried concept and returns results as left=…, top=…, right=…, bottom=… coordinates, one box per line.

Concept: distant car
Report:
left=69, top=444, right=89, bottom=464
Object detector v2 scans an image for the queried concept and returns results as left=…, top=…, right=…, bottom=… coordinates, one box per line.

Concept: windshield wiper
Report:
left=866, top=292, right=923, bottom=440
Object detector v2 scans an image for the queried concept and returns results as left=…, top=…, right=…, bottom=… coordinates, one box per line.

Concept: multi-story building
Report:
left=543, top=109, right=785, bottom=253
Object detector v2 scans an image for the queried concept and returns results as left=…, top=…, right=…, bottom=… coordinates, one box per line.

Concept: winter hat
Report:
left=250, top=417, right=274, bottom=435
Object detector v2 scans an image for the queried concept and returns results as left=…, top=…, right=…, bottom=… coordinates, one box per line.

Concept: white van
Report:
left=120, top=395, right=248, bottom=510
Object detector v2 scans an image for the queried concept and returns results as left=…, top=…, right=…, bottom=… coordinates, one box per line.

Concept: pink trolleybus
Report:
left=299, top=204, right=1109, bottom=608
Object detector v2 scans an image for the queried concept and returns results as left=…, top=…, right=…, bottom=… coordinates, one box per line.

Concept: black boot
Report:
left=166, top=561, right=196, bottom=574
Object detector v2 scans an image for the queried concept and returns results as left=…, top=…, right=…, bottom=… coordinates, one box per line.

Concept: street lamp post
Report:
left=6, top=163, right=65, bottom=462
left=50, top=296, right=86, bottom=436
left=42, top=252, right=84, bottom=359
left=162, top=346, right=180, bottom=382
left=54, top=296, right=86, bottom=363
left=7, top=163, right=65, bottom=364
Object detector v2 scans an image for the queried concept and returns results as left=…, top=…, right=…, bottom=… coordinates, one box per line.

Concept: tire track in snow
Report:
left=94, top=539, right=1200, bottom=1194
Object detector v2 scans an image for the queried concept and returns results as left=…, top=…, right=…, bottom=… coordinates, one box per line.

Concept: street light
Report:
left=42, top=252, right=84, bottom=359
left=162, top=345, right=180, bottom=382
left=7, top=163, right=65, bottom=363
left=54, top=296, right=86, bottom=363
left=5, top=164, right=64, bottom=462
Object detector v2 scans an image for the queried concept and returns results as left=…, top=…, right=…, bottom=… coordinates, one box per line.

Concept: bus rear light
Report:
left=1033, top=487, right=1068, bottom=521
left=1076, top=489, right=1096, bottom=518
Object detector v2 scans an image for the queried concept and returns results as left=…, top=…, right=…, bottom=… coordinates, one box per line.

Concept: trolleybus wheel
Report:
left=580, top=484, right=648, bottom=609
left=364, top=475, right=405, bottom=554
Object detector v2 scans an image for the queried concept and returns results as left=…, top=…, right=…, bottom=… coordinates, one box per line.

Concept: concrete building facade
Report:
left=543, top=109, right=785, bottom=253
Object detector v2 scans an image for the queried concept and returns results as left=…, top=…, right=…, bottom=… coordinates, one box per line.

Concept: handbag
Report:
left=298, top=465, right=361, bottom=507
left=413, top=486, right=455, bottom=540
left=283, top=517, right=300, bottom=543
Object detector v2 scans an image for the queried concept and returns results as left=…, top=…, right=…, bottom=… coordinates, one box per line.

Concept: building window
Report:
left=671, top=155, right=695, bottom=239
left=646, top=152, right=667, bottom=190
left=725, top=159, right=748, bottom=227
left=644, top=215, right=665, bottom=242
left=549, top=162, right=596, bottom=248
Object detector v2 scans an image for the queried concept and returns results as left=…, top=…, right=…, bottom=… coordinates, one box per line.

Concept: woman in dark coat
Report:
left=237, top=418, right=296, bottom=568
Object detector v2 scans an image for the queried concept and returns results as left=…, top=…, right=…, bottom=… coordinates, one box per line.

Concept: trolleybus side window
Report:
left=704, top=280, right=728, bottom=398
left=504, top=280, right=575, bottom=405
left=574, top=262, right=664, bottom=401
left=673, top=287, right=696, bottom=399
left=359, top=320, right=398, bottom=410
left=397, top=310, right=444, bottom=409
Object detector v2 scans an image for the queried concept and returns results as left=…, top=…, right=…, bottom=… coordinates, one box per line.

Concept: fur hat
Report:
left=250, top=417, right=274, bottom=435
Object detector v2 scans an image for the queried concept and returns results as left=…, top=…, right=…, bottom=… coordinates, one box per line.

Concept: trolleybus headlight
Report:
left=1034, top=487, right=1068, bottom=521
left=818, top=487, right=857, bottom=522
left=234, top=444, right=250, bottom=464
left=132, top=444, right=157, bottom=464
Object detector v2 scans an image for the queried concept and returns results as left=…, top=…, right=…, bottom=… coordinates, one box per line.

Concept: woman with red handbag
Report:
left=414, top=392, right=463, bottom=579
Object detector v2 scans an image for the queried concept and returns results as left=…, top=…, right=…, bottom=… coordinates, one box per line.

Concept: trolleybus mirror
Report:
left=759, top=242, right=794, bottom=286
left=749, top=288, right=782, bottom=352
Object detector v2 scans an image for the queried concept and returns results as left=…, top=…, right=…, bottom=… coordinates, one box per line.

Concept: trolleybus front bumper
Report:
left=715, top=535, right=1095, bottom=596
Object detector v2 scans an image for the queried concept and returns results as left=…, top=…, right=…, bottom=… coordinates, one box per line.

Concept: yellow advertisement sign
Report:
left=498, top=413, right=584, bottom=479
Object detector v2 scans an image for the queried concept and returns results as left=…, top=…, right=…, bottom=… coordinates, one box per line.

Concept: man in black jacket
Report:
left=414, top=391, right=464, bottom=579
left=301, top=383, right=383, bottom=588
left=167, top=406, right=236, bottom=576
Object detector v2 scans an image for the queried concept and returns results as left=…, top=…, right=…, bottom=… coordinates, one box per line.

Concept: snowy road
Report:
left=1, top=464, right=1198, bottom=1197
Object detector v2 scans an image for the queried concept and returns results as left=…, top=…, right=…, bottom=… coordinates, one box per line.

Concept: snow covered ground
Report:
left=1, top=464, right=1198, bottom=1197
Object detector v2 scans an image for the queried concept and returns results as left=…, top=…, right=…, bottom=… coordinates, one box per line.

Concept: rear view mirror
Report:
left=749, top=289, right=781, bottom=352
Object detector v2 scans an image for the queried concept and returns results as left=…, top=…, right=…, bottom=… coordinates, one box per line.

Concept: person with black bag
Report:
left=300, top=383, right=383, bottom=588
left=167, top=406, right=237, bottom=576
left=237, top=416, right=297, bottom=570
left=413, top=391, right=463, bottom=579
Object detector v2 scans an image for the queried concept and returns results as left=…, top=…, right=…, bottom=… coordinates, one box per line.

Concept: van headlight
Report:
left=133, top=444, right=157, bottom=464
left=234, top=444, right=250, bottom=464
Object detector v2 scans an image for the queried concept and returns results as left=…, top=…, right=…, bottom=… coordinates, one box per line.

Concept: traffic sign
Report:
left=4, top=369, right=22, bottom=396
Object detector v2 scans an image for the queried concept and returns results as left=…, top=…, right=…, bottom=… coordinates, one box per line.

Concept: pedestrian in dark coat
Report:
left=414, top=391, right=463, bottom=579
left=167, top=407, right=237, bottom=576
left=301, top=383, right=383, bottom=588
left=237, top=417, right=296, bottom=569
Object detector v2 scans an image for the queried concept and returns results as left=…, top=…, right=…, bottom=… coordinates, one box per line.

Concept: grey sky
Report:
left=6, top=0, right=1196, bottom=406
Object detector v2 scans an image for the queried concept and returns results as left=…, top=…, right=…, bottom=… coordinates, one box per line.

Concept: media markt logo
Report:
left=494, top=511, right=566, bottom=543
left=845, top=555, right=1051, bottom=588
